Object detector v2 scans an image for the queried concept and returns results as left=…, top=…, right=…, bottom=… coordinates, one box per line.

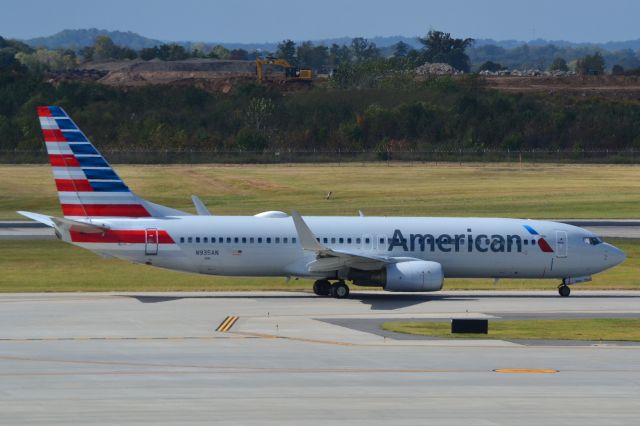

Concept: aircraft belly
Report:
left=199, top=248, right=295, bottom=276
left=414, top=252, right=550, bottom=279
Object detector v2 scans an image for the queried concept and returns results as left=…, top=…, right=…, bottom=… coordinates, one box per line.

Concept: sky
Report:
left=1, top=0, right=639, bottom=43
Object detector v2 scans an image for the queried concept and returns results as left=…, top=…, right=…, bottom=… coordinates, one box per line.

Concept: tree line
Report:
left=1, top=58, right=640, bottom=157
left=6, top=30, right=640, bottom=76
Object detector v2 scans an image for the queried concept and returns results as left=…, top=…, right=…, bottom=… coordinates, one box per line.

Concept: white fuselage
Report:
left=68, top=215, right=625, bottom=283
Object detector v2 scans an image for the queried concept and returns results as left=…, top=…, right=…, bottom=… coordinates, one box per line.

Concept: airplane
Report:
left=19, top=106, right=626, bottom=298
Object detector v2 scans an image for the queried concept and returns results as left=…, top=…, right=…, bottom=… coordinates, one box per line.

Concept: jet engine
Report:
left=347, top=260, right=444, bottom=292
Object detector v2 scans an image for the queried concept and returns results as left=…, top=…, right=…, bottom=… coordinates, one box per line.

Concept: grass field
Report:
left=381, top=319, right=640, bottom=341
left=2, top=162, right=639, bottom=292
left=2, top=163, right=640, bottom=220
left=0, top=238, right=637, bottom=292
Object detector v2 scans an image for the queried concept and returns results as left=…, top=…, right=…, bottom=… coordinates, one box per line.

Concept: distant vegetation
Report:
left=2, top=30, right=640, bottom=156
left=20, top=28, right=640, bottom=72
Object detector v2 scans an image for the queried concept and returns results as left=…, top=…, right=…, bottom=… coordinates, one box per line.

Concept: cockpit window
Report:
left=584, top=237, right=603, bottom=245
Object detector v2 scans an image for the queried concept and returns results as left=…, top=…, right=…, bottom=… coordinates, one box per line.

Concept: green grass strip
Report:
left=382, top=318, right=640, bottom=341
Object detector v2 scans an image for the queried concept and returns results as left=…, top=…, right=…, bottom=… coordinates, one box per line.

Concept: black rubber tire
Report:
left=559, top=285, right=571, bottom=297
left=314, top=280, right=331, bottom=296
left=331, top=282, right=350, bottom=299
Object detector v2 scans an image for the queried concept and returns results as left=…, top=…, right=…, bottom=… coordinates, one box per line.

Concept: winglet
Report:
left=191, top=195, right=212, bottom=216
left=290, top=210, right=327, bottom=252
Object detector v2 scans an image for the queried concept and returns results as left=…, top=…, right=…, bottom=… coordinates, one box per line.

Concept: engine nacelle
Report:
left=385, top=261, right=444, bottom=292
left=347, top=260, right=444, bottom=292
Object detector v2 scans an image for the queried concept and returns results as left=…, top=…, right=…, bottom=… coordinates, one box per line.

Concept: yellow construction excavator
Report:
left=255, top=57, right=313, bottom=83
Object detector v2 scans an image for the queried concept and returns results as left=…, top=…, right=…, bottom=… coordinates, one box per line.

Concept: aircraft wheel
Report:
left=313, top=280, right=331, bottom=296
left=331, top=281, right=350, bottom=299
left=558, top=285, right=571, bottom=297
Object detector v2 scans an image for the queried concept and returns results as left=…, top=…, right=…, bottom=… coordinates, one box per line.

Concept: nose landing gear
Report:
left=558, top=284, right=571, bottom=297
left=312, top=279, right=350, bottom=299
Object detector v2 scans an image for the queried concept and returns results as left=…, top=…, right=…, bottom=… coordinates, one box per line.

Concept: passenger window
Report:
left=258, top=238, right=262, bottom=243
left=292, top=237, right=297, bottom=243
left=356, top=238, right=361, bottom=244
left=180, top=237, right=185, bottom=243
left=275, top=237, right=280, bottom=243
left=524, top=240, right=529, bottom=245
left=331, top=238, right=336, bottom=244
left=316, top=238, right=320, bottom=242
left=234, top=237, right=239, bottom=243
left=250, top=237, right=254, bottom=243
left=365, top=238, right=370, bottom=244
left=219, top=237, right=223, bottom=243
left=203, top=237, right=208, bottom=243
left=339, top=238, right=344, bottom=244
left=195, top=237, right=200, bottom=243
left=211, top=237, right=216, bottom=243
left=379, top=238, right=384, bottom=244
left=267, top=237, right=271, bottom=243
left=283, top=237, right=288, bottom=243
left=242, top=237, right=246, bottom=243
left=188, top=237, right=193, bottom=243
left=226, top=237, right=231, bottom=243
left=347, top=238, right=352, bottom=244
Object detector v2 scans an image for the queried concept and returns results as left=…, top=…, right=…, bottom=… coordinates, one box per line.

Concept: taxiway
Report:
left=0, top=291, right=639, bottom=424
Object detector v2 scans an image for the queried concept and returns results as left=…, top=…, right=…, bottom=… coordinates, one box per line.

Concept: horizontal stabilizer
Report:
left=16, top=211, right=55, bottom=227
left=51, top=217, right=109, bottom=234
left=17, top=210, right=108, bottom=234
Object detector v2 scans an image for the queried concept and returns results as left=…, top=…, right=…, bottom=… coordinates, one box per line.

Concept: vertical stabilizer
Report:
left=37, top=106, right=188, bottom=219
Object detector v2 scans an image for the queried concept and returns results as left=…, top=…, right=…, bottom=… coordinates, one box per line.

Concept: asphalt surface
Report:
left=0, top=290, right=639, bottom=425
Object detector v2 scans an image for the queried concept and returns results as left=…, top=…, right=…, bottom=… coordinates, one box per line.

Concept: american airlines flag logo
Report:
left=232, top=250, right=243, bottom=256
left=523, top=225, right=554, bottom=253
left=37, top=106, right=150, bottom=219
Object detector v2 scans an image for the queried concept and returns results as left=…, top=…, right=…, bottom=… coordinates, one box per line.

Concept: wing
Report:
left=290, top=210, right=416, bottom=273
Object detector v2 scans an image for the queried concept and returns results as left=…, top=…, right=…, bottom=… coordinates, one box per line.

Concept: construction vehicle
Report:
left=255, top=57, right=313, bottom=83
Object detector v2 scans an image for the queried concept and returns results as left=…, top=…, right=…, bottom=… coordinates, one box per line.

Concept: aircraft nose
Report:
left=604, top=244, right=626, bottom=268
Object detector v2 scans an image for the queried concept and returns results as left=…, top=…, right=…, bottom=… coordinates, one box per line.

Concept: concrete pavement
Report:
left=0, top=291, right=639, bottom=424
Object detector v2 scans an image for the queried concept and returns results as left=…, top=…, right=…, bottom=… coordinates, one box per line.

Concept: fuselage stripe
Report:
left=61, top=204, right=151, bottom=217
left=70, top=230, right=174, bottom=244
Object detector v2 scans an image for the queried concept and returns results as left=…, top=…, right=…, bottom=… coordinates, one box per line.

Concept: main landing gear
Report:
left=558, top=284, right=571, bottom=297
left=313, top=279, right=350, bottom=299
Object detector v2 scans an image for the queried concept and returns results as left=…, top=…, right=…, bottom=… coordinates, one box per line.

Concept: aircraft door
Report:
left=555, top=231, right=568, bottom=258
left=145, top=228, right=159, bottom=255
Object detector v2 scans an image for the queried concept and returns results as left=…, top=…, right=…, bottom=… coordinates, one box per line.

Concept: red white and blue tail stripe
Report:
left=38, top=106, right=152, bottom=219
